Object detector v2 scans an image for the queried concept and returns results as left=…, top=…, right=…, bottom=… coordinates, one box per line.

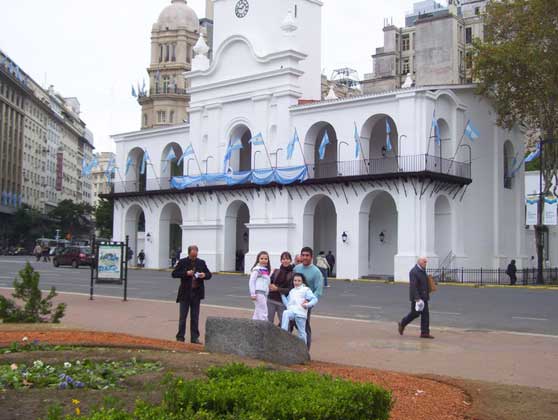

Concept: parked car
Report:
left=52, top=246, right=93, bottom=268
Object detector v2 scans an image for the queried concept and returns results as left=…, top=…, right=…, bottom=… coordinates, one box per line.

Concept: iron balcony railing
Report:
left=138, top=87, right=189, bottom=97
left=112, top=154, right=471, bottom=194
left=427, top=268, right=558, bottom=287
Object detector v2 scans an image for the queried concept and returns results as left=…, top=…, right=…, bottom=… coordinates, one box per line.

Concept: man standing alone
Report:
left=293, top=247, right=324, bottom=349
left=398, top=257, right=434, bottom=339
left=172, top=245, right=212, bottom=344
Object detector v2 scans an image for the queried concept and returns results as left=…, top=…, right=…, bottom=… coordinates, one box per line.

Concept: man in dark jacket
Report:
left=172, top=245, right=212, bottom=344
left=507, top=260, right=517, bottom=285
left=398, top=257, right=434, bottom=339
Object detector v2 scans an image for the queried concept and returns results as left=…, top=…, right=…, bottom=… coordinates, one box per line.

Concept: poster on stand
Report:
left=544, top=195, right=557, bottom=225
left=97, top=245, right=122, bottom=279
left=526, top=195, right=538, bottom=226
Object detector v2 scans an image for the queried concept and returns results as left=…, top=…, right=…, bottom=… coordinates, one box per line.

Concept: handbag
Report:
left=427, top=275, right=437, bottom=293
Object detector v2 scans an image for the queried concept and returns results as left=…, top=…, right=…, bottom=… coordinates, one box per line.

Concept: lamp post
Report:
left=203, top=155, right=214, bottom=175
left=185, top=158, right=195, bottom=176
left=273, top=148, right=284, bottom=168
left=398, top=135, right=407, bottom=158
left=337, top=141, right=349, bottom=176
left=253, top=150, right=262, bottom=170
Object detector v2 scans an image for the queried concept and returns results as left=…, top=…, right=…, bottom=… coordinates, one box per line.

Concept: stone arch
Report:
left=223, top=200, right=251, bottom=272
left=303, top=122, right=338, bottom=178
left=302, top=194, right=338, bottom=259
left=434, top=195, right=453, bottom=267
left=358, top=190, right=398, bottom=279
left=158, top=202, right=183, bottom=268
left=126, top=148, right=146, bottom=192
left=431, top=118, right=452, bottom=169
left=360, top=114, right=399, bottom=175
left=226, top=124, right=253, bottom=173
left=160, top=142, right=184, bottom=179
left=124, top=203, right=147, bottom=267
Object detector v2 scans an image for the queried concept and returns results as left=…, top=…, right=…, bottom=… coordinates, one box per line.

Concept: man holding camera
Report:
left=172, top=245, right=212, bottom=344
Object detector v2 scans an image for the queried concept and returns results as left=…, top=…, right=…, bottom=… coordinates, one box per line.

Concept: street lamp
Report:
left=253, top=150, right=262, bottom=170
left=398, top=135, right=407, bottom=158
left=186, top=158, right=195, bottom=176
left=203, top=156, right=215, bottom=175
left=272, top=148, right=284, bottom=168
left=341, top=231, right=348, bottom=244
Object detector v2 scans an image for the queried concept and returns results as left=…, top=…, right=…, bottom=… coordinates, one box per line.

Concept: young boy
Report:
left=281, top=273, right=318, bottom=345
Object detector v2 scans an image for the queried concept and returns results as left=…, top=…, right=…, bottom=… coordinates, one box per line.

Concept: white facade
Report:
left=110, top=0, right=526, bottom=280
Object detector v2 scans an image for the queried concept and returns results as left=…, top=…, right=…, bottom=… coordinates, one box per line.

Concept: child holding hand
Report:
left=281, top=273, right=318, bottom=344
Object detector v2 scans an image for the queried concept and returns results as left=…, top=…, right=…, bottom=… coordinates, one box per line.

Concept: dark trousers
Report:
left=176, top=293, right=201, bottom=342
left=401, top=300, right=430, bottom=335
left=289, top=308, right=312, bottom=350
left=509, top=274, right=517, bottom=285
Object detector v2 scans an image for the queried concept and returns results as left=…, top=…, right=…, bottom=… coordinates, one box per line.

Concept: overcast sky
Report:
left=0, top=0, right=421, bottom=152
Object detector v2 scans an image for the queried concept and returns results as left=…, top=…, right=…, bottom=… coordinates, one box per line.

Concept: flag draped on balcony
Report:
left=319, top=130, right=330, bottom=160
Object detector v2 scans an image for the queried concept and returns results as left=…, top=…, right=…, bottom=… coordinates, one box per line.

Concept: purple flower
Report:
left=33, top=339, right=39, bottom=345
left=66, top=376, right=74, bottom=384
left=59, top=374, right=66, bottom=380
left=58, top=382, right=68, bottom=389
left=75, top=381, right=85, bottom=389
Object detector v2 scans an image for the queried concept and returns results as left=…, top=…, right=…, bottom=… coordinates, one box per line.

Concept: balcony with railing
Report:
left=138, top=86, right=189, bottom=99
left=111, top=154, right=471, bottom=195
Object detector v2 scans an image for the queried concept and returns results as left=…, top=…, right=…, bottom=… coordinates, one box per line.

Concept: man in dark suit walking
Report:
left=172, top=245, right=212, bottom=344
left=398, top=257, right=434, bottom=339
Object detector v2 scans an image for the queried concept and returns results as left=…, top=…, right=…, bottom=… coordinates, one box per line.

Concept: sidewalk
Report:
left=12, top=290, right=558, bottom=391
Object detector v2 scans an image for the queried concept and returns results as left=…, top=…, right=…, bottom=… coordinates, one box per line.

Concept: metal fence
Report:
left=427, top=268, right=558, bottom=286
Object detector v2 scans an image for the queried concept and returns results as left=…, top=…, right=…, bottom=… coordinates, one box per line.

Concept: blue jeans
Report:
left=281, top=310, right=308, bottom=344
left=319, top=267, right=328, bottom=287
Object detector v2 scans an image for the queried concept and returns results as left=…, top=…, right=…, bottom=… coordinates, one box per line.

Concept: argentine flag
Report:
left=464, top=120, right=480, bottom=141
left=385, top=119, right=393, bottom=152
left=354, top=122, right=361, bottom=159
left=287, top=129, right=299, bottom=160
left=177, top=144, right=195, bottom=166
left=319, top=131, right=330, bottom=160
left=224, top=137, right=243, bottom=164
left=249, top=133, right=265, bottom=146
left=140, top=150, right=150, bottom=175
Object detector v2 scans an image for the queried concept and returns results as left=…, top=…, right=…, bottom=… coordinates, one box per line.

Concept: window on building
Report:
left=475, top=7, right=480, bottom=15
left=157, top=111, right=166, bottom=123
left=402, top=34, right=410, bottom=51
left=170, top=111, right=174, bottom=123
left=465, top=27, right=473, bottom=44
left=165, top=44, right=170, bottom=62
left=186, top=46, right=191, bottom=64
left=402, top=58, right=410, bottom=75
left=162, top=76, right=170, bottom=93
left=143, top=114, right=148, bottom=127
left=411, top=33, right=415, bottom=49
left=172, top=44, right=176, bottom=62
left=465, top=51, right=473, bottom=69
left=503, top=141, right=514, bottom=189
left=159, top=44, right=163, bottom=63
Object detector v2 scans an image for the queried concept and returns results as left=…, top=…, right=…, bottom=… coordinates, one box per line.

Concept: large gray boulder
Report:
left=205, top=317, right=310, bottom=365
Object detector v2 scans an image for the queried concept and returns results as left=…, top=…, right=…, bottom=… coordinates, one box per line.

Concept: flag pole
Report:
left=261, top=141, right=274, bottom=169
left=191, top=148, right=204, bottom=175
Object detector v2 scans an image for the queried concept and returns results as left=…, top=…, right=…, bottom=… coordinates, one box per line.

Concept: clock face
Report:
left=235, top=0, right=249, bottom=18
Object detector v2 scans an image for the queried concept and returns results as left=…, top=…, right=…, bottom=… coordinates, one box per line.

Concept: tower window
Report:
left=159, top=44, right=163, bottom=63
left=170, top=111, right=174, bottom=123
left=172, top=44, right=176, bottom=62
left=465, top=27, right=472, bottom=44
left=162, top=76, right=170, bottom=93
left=294, top=4, right=298, bottom=18
left=143, top=113, right=148, bottom=127
left=165, top=44, right=170, bottom=62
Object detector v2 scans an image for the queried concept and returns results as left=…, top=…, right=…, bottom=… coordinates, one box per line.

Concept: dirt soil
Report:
left=0, top=328, right=556, bottom=420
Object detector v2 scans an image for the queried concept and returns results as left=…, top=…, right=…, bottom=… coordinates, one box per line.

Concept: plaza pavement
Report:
left=5, top=289, right=555, bottom=391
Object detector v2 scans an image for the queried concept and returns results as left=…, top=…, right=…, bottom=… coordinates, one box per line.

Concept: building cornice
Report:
left=112, top=123, right=189, bottom=142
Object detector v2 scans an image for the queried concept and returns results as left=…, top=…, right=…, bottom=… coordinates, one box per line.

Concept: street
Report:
left=1, top=256, right=557, bottom=336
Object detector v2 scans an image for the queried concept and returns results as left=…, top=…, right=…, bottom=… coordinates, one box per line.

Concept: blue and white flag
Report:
left=319, top=131, right=330, bottom=160
left=432, top=117, right=441, bottom=145
left=88, top=155, right=98, bottom=175
left=524, top=143, right=541, bottom=163
left=104, top=158, right=116, bottom=182
left=464, top=120, right=480, bottom=141
left=81, top=158, right=89, bottom=176
left=224, top=138, right=243, bottom=164
left=140, top=150, right=150, bottom=175
left=131, top=85, right=137, bottom=98
left=125, top=156, right=134, bottom=175
left=249, top=133, right=265, bottom=146
left=163, top=149, right=177, bottom=173
left=142, top=79, right=146, bottom=95
left=177, top=144, right=194, bottom=166
left=287, top=129, right=299, bottom=160
left=354, top=122, right=361, bottom=159
left=385, top=119, right=393, bottom=152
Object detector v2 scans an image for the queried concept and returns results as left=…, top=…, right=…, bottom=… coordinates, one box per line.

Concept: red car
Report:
left=52, top=246, right=93, bottom=268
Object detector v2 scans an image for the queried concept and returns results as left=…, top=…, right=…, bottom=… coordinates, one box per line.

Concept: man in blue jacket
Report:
left=398, top=257, right=434, bottom=339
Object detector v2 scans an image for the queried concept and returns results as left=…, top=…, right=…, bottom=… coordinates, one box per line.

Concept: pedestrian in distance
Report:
left=249, top=251, right=272, bottom=321
left=172, top=245, right=212, bottom=344
left=316, top=251, right=330, bottom=288
left=41, top=244, right=50, bottom=262
left=267, top=251, right=295, bottom=325
left=292, top=246, right=324, bottom=350
left=33, top=243, right=42, bottom=262
left=281, top=273, right=318, bottom=345
left=326, top=251, right=335, bottom=276
left=138, top=250, right=146, bottom=268
left=507, top=259, right=517, bottom=285
left=398, top=257, right=434, bottom=339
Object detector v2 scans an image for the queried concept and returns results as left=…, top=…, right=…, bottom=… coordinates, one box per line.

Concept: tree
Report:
left=94, top=198, right=114, bottom=239
left=8, top=205, right=54, bottom=248
left=48, top=199, right=94, bottom=240
left=473, top=0, right=558, bottom=280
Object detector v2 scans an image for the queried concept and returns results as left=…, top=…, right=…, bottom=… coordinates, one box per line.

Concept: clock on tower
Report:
left=235, top=0, right=249, bottom=18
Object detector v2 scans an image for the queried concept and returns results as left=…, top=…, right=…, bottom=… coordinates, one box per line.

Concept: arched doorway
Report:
left=227, top=125, right=252, bottom=173
left=224, top=201, right=250, bottom=272
left=358, top=191, right=398, bottom=279
left=124, top=204, right=146, bottom=267
left=304, top=122, right=338, bottom=178
left=126, top=148, right=147, bottom=192
left=360, top=114, right=398, bottom=174
left=160, top=143, right=184, bottom=179
left=303, top=195, right=337, bottom=261
left=434, top=195, right=452, bottom=267
left=159, top=202, right=183, bottom=268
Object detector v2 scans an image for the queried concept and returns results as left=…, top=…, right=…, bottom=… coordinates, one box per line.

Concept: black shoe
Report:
left=398, top=322, right=404, bottom=336
left=191, top=338, right=202, bottom=345
left=420, top=334, right=435, bottom=339
left=176, top=337, right=185, bottom=342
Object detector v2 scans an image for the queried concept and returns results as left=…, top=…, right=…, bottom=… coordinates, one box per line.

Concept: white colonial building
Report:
left=110, top=0, right=527, bottom=281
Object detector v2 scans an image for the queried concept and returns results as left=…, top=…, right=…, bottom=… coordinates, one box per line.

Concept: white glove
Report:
left=415, top=299, right=425, bottom=312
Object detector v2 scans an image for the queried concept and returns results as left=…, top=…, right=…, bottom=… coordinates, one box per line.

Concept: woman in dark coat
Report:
left=267, top=251, right=295, bottom=325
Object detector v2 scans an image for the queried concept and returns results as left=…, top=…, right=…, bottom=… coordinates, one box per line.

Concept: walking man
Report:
left=293, top=247, right=324, bottom=350
left=172, top=245, right=212, bottom=344
left=506, top=259, right=517, bottom=285
left=398, top=257, right=434, bottom=339
left=326, top=251, right=335, bottom=276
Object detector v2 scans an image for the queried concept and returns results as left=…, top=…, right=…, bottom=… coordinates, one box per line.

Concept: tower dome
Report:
left=156, top=0, right=200, bottom=32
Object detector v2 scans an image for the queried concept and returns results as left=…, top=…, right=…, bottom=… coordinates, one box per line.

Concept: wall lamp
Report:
left=379, top=231, right=385, bottom=243
left=341, top=231, right=348, bottom=244
left=146, top=232, right=152, bottom=242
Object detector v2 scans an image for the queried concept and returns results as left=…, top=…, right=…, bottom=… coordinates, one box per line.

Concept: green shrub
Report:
left=48, top=363, right=392, bottom=420
left=0, top=262, right=66, bottom=323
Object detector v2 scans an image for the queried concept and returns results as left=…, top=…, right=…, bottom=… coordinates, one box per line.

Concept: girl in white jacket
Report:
left=281, top=273, right=318, bottom=344
left=249, top=251, right=271, bottom=321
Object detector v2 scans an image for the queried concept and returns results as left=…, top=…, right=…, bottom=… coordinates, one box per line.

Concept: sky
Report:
left=0, top=0, right=421, bottom=153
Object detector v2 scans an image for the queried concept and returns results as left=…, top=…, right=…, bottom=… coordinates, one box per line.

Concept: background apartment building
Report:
left=362, top=0, right=488, bottom=94
left=0, top=49, right=95, bottom=242
left=91, top=151, right=116, bottom=207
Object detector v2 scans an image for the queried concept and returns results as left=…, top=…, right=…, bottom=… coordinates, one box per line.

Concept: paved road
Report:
left=1, top=256, right=557, bottom=336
